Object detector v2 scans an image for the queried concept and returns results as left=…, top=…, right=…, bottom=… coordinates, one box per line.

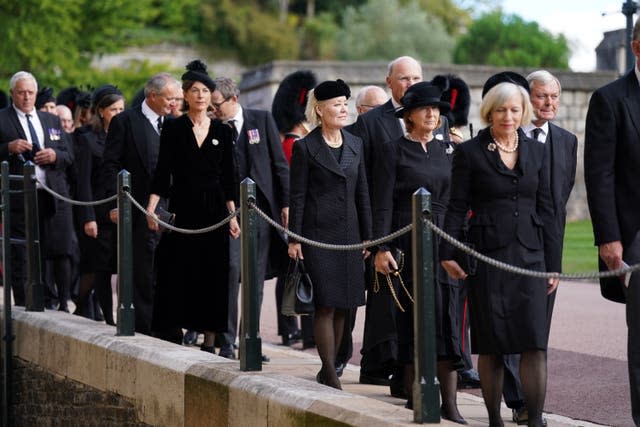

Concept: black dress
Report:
left=373, top=135, right=462, bottom=365
left=150, top=115, right=237, bottom=332
left=440, top=128, right=560, bottom=355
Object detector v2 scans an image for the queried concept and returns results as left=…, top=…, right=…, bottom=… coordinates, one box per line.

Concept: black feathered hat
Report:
left=482, top=71, right=530, bottom=98
left=0, top=90, right=7, bottom=109
left=431, top=74, right=471, bottom=127
left=314, top=79, right=350, bottom=101
left=181, top=59, right=216, bottom=91
left=271, top=70, right=317, bottom=133
left=57, top=86, right=92, bottom=112
left=35, top=87, right=56, bottom=109
left=91, top=84, right=122, bottom=108
left=394, top=82, right=450, bottom=118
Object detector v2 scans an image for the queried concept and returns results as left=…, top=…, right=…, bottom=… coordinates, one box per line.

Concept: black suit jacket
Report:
left=585, top=70, right=640, bottom=302
left=0, top=107, right=73, bottom=217
left=544, top=122, right=578, bottom=247
left=440, top=128, right=561, bottom=273
left=101, top=105, right=159, bottom=219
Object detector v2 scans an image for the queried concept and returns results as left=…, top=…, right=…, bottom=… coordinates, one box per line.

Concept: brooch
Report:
left=487, top=143, right=496, bottom=152
left=435, top=133, right=443, bottom=141
left=247, top=128, right=260, bottom=144
left=211, top=138, right=219, bottom=146
left=445, top=144, right=454, bottom=155
left=48, top=128, right=61, bottom=141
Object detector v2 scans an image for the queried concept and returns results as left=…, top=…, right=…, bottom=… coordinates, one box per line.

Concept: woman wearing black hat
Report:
left=440, top=73, right=561, bottom=427
left=74, top=84, right=125, bottom=323
left=288, top=79, right=372, bottom=389
left=145, top=60, right=239, bottom=351
left=372, top=81, right=464, bottom=421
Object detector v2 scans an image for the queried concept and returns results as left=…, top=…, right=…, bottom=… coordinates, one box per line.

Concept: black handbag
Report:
left=155, top=206, right=176, bottom=232
left=281, top=258, right=314, bottom=316
left=373, top=248, right=414, bottom=312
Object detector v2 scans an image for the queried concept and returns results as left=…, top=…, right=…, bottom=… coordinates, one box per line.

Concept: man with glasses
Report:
left=354, top=85, right=388, bottom=115
left=211, top=77, right=289, bottom=360
left=102, top=73, right=181, bottom=337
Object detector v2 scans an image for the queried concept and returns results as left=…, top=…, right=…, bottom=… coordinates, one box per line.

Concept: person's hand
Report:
left=34, top=148, right=56, bottom=165
left=8, top=139, right=32, bottom=155
left=547, top=275, right=560, bottom=295
left=374, top=250, right=398, bottom=275
left=288, top=242, right=303, bottom=259
left=363, top=240, right=371, bottom=259
left=84, top=221, right=98, bottom=238
left=109, top=208, right=118, bottom=223
left=599, top=241, right=623, bottom=271
left=441, top=259, right=468, bottom=280
left=229, top=217, right=240, bottom=239
left=146, top=209, right=159, bottom=231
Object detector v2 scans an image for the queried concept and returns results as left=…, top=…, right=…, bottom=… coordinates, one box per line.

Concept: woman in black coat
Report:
left=146, top=60, right=239, bottom=351
left=288, top=80, right=372, bottom=389
left=74, top=85, right=125, bottom=323
left=373, top=82, right=464, bottom=421
left=440, top=73, right=561, bottom=427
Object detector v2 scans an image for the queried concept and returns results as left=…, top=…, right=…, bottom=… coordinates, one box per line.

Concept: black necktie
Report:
left=25, top=113, right=42, bottom=159
left=228, top=119, right=238, bottom=142
left=157, top=116, right=163, bottom=133
left=531, top=127, right=542, bottom=141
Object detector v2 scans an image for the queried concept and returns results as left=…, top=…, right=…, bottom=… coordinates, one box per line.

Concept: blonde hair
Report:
left=304, top=88, right=321, bottom=128
left=479, top=82, right=532, bottom=126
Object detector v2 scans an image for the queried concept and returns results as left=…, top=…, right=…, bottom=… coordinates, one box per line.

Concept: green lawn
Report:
left=562, top=220, right=598, bottom=274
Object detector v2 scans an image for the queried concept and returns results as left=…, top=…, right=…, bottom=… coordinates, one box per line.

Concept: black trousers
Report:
left=132, top=214, right=162, bottom=335
left=624, top=232, right=640, bottom=426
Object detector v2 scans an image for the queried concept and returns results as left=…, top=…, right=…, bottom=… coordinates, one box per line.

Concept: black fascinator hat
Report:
left=394, top=82, right=450, bottom=118
left=314, top=79, right=350, bottom=101
left=482, top=71, right=530, bottom=98
left=271, top=70, right=317, bottom=133
left=36, top=87, right=56, bottom=109
left=431, top=74, right=470, bottom=127
left=57, top=86, right=92, bottom=112
left=181, top=59, right=216, bottom=91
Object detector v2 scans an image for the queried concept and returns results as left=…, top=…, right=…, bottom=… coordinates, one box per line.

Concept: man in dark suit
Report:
left=502, top=70, right=578, bottom=425
left=211, top=76, right=289, bottom=360
left=585, top=19, right=640, bottom=425
left=0, top=71, right=74, bottom=308
left=101, top=73, right=181, bottom=336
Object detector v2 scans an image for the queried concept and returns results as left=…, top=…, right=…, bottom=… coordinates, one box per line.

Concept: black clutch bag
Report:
left=281, top=258, right=314, bottom=316
left=155, top=206, right=176, bottom=232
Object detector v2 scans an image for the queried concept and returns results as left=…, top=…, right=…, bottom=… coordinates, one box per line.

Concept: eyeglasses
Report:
left=211, top=97, right=231, bottom=110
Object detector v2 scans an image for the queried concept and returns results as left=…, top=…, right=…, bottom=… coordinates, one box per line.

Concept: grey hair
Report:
left=387, top=56, right=421, bottom=77
left=526, top=70, right=561, bottom=93
left=479, top=82, right=533, bottom=126
left=10, top=71, right=37, bottom=91
left=213, top=77, right=240, bottom=99
left=144, top=73, right=178, bottom=97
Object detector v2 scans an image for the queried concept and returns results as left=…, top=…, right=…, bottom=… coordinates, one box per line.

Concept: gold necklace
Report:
left=491, top=130, right=519, bottom=153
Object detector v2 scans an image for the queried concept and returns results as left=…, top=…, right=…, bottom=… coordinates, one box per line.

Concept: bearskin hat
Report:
left=430, top=74, right=471, bottom=127
left=271, top=70, right=317, bottom=134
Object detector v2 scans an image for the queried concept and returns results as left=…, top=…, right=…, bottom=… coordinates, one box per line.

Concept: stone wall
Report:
left=238, top=60, right=619, bottom=222
left=5, top=358, right=150, bottom=427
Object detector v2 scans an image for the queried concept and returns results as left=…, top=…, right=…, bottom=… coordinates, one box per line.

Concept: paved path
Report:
left=257, top=278, right=630, bottom=426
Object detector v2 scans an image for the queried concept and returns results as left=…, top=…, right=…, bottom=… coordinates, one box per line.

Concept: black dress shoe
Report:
left=281, top=330, right=302, bottom=346
left=335, top=362, right=346, bottom=378
left=183, top=330, right=198, bottom=346
left=261, top=354, right=270, bottom=363
left=359, top=372, right=390, bottom=386
left=390, top=381, right=407, bottom=399
left=200, top=344, right=215, bottom=354
left=218, top=345, right=236, bottom=359
left=457, top=368, right=481, bottom=389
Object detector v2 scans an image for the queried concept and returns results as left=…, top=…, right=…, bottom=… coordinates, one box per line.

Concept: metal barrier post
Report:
left=412, top=188, right=440, bottom=423
left=116, top=170, right=134, bottom=336
left=239, top=178, right=261, bottom=371
left=1, top=162, right=14, bottom=427
left=23, top=162, right=43, bottom=311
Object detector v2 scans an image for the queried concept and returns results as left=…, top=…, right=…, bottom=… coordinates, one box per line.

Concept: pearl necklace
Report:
left=491, top=131, right=519, bottom=153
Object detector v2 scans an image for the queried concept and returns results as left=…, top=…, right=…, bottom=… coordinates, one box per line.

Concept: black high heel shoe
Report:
left=441, top=404, right=468, bottom=425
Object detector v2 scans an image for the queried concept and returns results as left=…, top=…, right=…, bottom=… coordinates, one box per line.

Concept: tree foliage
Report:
left=336, top=0, right=454, bottom=63
left=453, top=11, right=570, bottom=69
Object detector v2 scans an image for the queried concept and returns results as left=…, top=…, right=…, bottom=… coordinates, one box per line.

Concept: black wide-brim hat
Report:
left=314, top=79, right=350, bottom=101
left=394, top=82, right=450, bottom=118
left=481, top=71, right=529, bottom=98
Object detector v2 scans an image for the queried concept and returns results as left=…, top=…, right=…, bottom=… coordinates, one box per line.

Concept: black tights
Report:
left=402, top=360, right=462, bottom=419
left=478, top=351, right=547, bottom=427
left=49, top=256, right=72, bottom=310
left=313, top=306, right=346, bottom=389
left=75, top=272, right=114, bottom=325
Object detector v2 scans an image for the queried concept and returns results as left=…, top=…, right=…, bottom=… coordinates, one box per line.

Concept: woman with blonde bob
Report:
left=288, top=79, right=372, bottom=390
left=440, top=72, right=561, bottom=427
